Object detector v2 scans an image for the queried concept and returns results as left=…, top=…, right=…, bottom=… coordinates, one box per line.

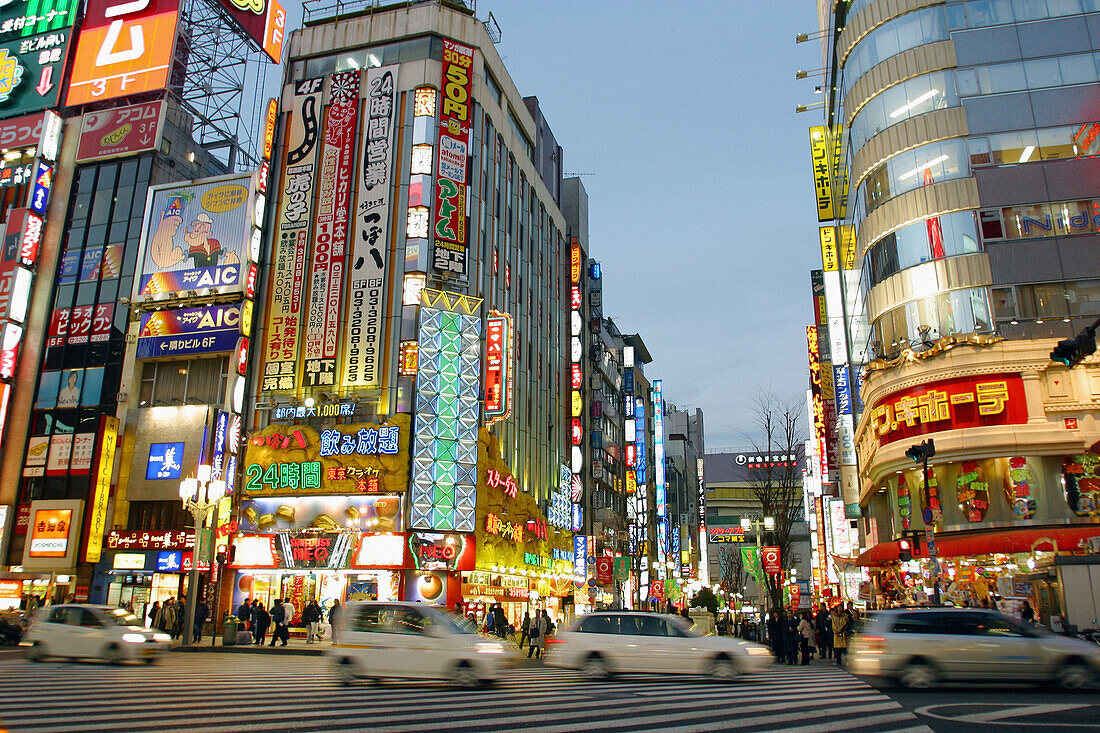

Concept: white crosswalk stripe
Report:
left=0, top=653, right=932, bottom=732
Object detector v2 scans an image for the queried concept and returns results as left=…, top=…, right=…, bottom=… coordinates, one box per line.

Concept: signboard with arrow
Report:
left=0, top=26, right=72, bottom=119
left=76, top=98, right=166, bottom=162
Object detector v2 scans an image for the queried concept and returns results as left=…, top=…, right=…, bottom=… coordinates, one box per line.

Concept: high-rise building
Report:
left=236, top=0, right=575, bottom=626
left=0, top=0, right=277, bottom=611
left=808, top=0, right=1100, bottom=617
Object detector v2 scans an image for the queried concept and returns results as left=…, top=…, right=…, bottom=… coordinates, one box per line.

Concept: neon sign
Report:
left=318, top=426, right=400, bottom=457
left=485, top=469, right=517, bottom=498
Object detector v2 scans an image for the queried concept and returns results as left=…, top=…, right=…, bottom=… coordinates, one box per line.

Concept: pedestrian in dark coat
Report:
left=784, top=612, right=800, bottom=665
left=815, top=604, right=833, bottom=660
left=237, top=598, right=252, bottom=629
left=193, top=600, right=209, bottom=644
left=252, top=601, right=270, bottom=645
left=493, top=604, right=507, bottom=638
left=329, top=600, right=343, bottom=644
left=519, top=611, right=530, bottom=648
left=767, top=609, right=784, bottom=662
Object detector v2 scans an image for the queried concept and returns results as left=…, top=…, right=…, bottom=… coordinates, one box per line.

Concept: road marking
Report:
left=915, top=703, right=1096, bottom=726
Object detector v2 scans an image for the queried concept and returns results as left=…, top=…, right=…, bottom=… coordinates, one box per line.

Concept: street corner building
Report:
left=802, top=0, right=1100, bottom=625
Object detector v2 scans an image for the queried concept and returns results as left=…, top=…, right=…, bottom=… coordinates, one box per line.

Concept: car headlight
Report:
left=746, top=646, right=772, bottom=656
left=122, top=633, right=147, bottom=643
left=153, top=633, right=171, bottom=642
left=476, top=642, right=505, bottom=654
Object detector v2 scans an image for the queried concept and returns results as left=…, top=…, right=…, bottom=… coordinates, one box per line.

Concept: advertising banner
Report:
left=134, top=173, right=256, bottom=299
left=573, top=534, right=586, bottom=584
left=761, top=546, right=782, bottom=575
left=262, top=77, right=323, bottom=392
left=136, top=303, right=242, bottom=358
left=867, top=373, right=1028, bottom=447
left=0, top=0, right=77, bottom=120
left=343, top=64, right=399, bottom=388
left=243, top=415, right=411, bottom=496
left=76, top=98, right=166, bottom=163
left=303, top=70, right=359, bottom=388
left=484, top=310, right=513, bottom=423
left=431, top=38, right=473, bottom=279
left=238, top=494, right=402, bottom=534
left=66, top=0, right=178, bottom=106
left=595, top=556, right=613, bottom=585
left=45, top=304, right=113, bottom=347
left=216, top=0, right=285, bottom=62
left=22, top=499, right=83, bottom=569
left=833, top=364, right=852, bottom=415
left=809, top=126, right=833, bottom=221
left=83, top=416, right=118, bottom=563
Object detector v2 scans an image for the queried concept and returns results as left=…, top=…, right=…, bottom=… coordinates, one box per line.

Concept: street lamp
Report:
left=743, top=516, right=775, bottom=610
left=179, top=464, right=225, bottom=646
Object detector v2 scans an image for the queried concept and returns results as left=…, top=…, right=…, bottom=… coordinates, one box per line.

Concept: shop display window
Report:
left=1063, top=454, right=1100, bottom=517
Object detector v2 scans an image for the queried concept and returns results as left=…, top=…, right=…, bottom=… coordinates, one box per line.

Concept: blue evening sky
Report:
left=487, top=0, right=824, bottom=449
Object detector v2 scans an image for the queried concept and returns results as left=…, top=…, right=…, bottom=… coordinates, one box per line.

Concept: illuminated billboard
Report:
left=133, top=172, right=262, bottom=300
left=66, top=0, right=180, bottom=106
left=431, top=39, right=473, bottom=279
left=217, top=0, right=285, bottom=62
left=484, top=310, right=513, bottom=424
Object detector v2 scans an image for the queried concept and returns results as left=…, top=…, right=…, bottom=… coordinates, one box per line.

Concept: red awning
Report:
left=855, top=525, right=1100, bottom=566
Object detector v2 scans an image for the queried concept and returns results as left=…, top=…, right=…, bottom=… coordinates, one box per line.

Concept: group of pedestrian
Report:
left=765, top=603, right=856, bottom=666
left=233, top=597, right=344, bottom=646
left=523, top=609, right=554, bottom=659
left=148, top=597, right=208, bottom=643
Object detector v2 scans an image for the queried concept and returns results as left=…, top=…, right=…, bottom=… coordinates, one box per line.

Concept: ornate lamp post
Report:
left=178, top=464, right=224, bottom=646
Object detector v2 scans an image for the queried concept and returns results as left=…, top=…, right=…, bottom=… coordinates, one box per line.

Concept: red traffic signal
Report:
left=898, top=538, right=913, bottom=562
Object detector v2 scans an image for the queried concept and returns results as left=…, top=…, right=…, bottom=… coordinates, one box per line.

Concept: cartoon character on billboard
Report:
left=149, top=199, right=240, bottom=270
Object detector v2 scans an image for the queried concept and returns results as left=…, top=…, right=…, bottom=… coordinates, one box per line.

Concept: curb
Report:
left=173, top=644, right=326, bottom=656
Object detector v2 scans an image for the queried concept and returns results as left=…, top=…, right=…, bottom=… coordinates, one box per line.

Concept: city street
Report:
left=0, top=649, right=931, bottom=732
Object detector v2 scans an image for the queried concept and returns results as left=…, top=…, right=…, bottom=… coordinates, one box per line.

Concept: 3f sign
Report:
left=98, top=0, right=151, bottom=66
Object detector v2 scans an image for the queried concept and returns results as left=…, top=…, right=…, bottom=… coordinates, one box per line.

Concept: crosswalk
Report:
left=0, top=652, right=932, bottom=732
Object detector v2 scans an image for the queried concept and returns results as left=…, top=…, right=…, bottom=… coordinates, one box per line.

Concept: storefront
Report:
left=89, top=530, right=200, bottom=623
left=232, top=418, right=411, bottom=619
left=853, top=340, right=1100, bottom=627
left=468, top=430, right=575, bottom=628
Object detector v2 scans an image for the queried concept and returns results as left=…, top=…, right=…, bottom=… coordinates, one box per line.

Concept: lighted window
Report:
left=402, top=273, right=427, bottom=305
left=406, top=206, right=429, bottom=239
left=414, top=87, right=436, bottom=118
left=411, top=144, right=433, bottom=175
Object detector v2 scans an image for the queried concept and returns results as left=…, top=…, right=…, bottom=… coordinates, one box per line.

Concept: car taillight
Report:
left=860, top=636, right=886, bottom=654
left=546, top=637, right=566, bottom=644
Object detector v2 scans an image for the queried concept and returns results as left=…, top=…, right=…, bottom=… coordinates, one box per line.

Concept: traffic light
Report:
left=1051, top=325, right=1097, bottom=368
left=905, top=439, right=935, bottom=463
left=898, top=538, right=912, bottom=562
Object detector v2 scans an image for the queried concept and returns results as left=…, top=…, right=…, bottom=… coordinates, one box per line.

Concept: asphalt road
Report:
left=0, top=648, right=1096, bottom=732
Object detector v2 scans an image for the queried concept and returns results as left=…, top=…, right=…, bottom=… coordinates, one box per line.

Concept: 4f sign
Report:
left=66, top=0, right=181, bottom=106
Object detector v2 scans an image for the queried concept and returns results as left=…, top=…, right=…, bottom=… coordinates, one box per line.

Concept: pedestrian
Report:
left=485, top=605, right=496, bottom=636
left=193, top=600, right=209, bottom=644
left=815, top=604, right=832, bottom=660
left=784, top=610, right=800, bottom=665
left=172, top=599, right=184, bottom=640
left=147, top=601, right=160, bottom=630
left=303, top=600, right=322, bottom=644
left=519, top=611, right=530, bottom=648
left=1021, top=600, right=1035, bottom=623
left=767, top=609, right=784, bottom=663
left=798, top=611, right=814, bottom=665
left=252, top=601, right=270, bottom=645
left=270, top=599, right=286, bottom=647
left=493, top=603, right=507, bottom=639
left=237, top=598, right=252, bottom=631
left=831, top=606, right=850, bottom=666
left=329, top=599, right=343, bottom=645
left=527, top=610, right=543, bottom=658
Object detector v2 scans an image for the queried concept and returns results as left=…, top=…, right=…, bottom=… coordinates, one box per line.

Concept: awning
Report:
left=855, top=525, right=1100, bottom=566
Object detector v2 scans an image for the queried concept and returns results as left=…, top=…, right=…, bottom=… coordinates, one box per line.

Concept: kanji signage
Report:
left=244, top=417, right=411, bottom=495
left=65, top=0, right=179, bottom=106
left=0, top=12, right=75, bottom=119
left=106, top=529, right=194, bottom=550
left=136, top=303, right=243, bottom=358
left=761, top=546, right=781, bottom=575
left=484, top=310, right=513, bottom=423
left=27, top=507, right=71, bottom=557
left=868, top=373, right=1027, bottom=446
left=76, top=98, right=166, bottom=162
left=431, top=38, right=474, bottom=278
left=708, top=526, right=746, bottom=543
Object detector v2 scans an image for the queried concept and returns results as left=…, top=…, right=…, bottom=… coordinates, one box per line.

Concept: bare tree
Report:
left=716, top=544, right=745, bottom=597
left=743, top=391, right=807, bottom=610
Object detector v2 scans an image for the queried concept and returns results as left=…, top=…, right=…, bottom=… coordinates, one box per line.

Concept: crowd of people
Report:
left=232, top=597, right=345, bottom=646
left=471, top=603, right=558, bottom=659
left=147, top=597, right=210, bottom=642
left=759, top=603, right=858, bottom=665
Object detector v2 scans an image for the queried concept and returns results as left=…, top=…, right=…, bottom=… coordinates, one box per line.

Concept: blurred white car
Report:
left=544, top=611, right=773, bottom=680
left=329, top=601, right=516, bottom=687
left=849, top=608, right=1100, bottom=689
left=22, top=604, right=171, bottom=664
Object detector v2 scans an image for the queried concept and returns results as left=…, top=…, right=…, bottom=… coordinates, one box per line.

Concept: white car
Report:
left=329, top=601, right=515, bottom=687
left=22, top=604, right=171, bottom=664
left=544, top=611, right=773, bottom=680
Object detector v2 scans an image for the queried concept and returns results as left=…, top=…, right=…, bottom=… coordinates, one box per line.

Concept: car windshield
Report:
left=105, top=609, right=142, bottom=626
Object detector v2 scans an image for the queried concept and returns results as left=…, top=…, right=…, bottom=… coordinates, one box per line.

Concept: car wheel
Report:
left=709, top=655, right=739, bottom=682
left=582, top=654, right=610, bottom=681
left=26, top=641, right=46, bottom=662
left=102, top=645, right=123, bottom=665
left=1056, top=661, right=1094, bottom=690
left=452, top=662, right=480, bottom=689
left=144, top=656, right=158, bottom=665
left=336, top=658, right=358, bottom=686
left=898, top=660, right=937, bottom=690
